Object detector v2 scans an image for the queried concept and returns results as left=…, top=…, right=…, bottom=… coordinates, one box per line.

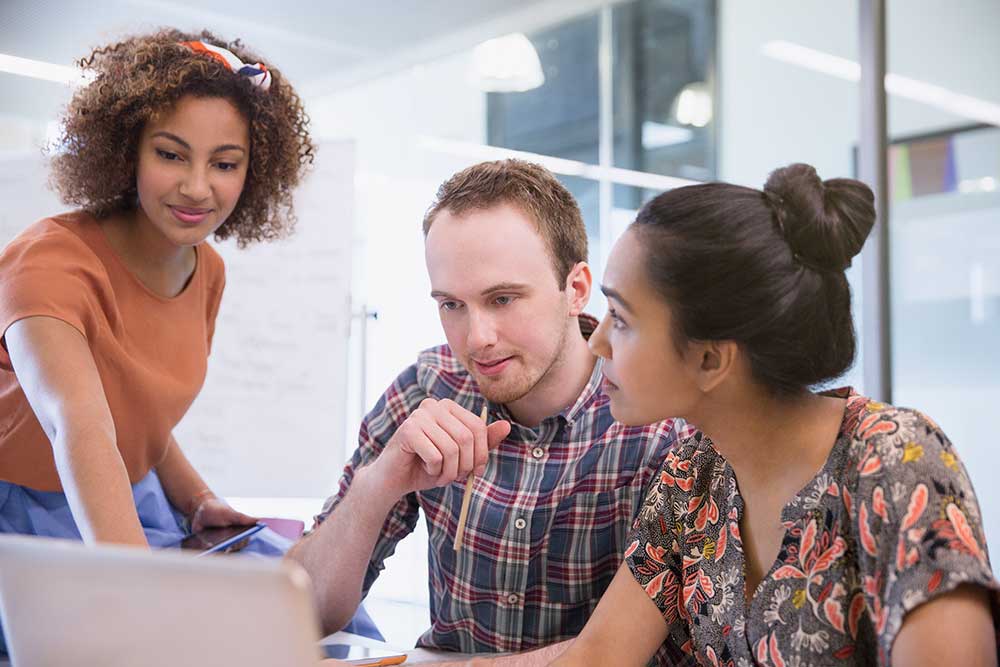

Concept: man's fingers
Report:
left=487, top=420, right=511, bottom=448
left=446, top=403, right=489, bottom=472
left=404, top=430, right=445, bottom=478
left=398, top=399, right=508, bottom=488
left=434, top=408, right=478, bottom=478
left=416, top=417, right=460, bottom=483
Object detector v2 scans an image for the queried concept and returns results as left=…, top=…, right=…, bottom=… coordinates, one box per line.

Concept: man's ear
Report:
left=564, top=261, right=592, bottom=316
left=688, top=339, right=740, bottom=393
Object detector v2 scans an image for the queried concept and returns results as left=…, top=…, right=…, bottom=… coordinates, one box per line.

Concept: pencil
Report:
left=454, top=405, right=487, bottom=552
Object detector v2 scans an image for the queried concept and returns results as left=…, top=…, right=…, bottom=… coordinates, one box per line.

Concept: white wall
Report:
left=308, top=49, right=489, bottom=437
left=0, top=153, right=65, bottom=240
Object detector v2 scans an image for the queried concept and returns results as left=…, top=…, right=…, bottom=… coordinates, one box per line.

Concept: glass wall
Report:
left=486, top=11, right=602, bottom=299
left=717, top=0, right=864, bottom=392
left=612, top=0, right=716, bottom=193
left=887, top=0, right=1000, bottom=561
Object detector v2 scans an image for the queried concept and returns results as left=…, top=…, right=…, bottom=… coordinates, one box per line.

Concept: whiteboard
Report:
left=0, top=140, right=356, bottom=498
left=175, top=140, right=355, bottom=497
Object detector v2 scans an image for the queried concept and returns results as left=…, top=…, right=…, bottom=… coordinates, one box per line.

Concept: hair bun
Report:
left=763, top=163, right=876, bottom=272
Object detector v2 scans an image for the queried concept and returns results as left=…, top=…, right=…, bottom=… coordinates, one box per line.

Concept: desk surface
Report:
left=322, top=631, right=481, bottom=664
left=0, top=632, right=479, bottom=666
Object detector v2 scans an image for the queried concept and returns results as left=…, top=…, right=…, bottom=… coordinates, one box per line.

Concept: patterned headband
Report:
left=179, top=40, right=271, bottom=92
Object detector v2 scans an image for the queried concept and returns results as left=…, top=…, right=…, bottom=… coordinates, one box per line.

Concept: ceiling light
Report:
left=469, top=33, right=545, bottom=93
left=0, top=53, right=95, bottom=87
left=959, top=176, right=997, bottom=193
left=416, top=135, right=700, bottom=191
left=761, top=40, right=1000, bottom=127
left=671, top=82, right=712, bottom=128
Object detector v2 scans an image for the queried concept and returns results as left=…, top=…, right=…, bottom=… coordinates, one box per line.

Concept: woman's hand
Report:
left=155, top=437, right=257, bottom=533
left=190, top=496, right=257, bottom=532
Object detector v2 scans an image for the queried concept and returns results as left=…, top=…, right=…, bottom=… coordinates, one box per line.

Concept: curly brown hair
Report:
left=49, top=28, right=315, bottom=246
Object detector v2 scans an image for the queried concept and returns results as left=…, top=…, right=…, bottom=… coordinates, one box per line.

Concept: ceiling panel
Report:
left=0, top=0, right=549, bottom=121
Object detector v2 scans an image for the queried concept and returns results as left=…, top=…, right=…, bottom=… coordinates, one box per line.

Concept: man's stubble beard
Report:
left=476, top=319, right=573, bottom=406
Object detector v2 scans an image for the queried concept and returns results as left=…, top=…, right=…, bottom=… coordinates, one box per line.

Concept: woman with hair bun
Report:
left=0, top=30, right=312, bottom=555
left=546, top=164, right=998, bottom=665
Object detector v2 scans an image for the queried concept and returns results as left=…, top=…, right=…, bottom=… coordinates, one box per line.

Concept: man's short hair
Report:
left=423, top=159, right=588, bottom=286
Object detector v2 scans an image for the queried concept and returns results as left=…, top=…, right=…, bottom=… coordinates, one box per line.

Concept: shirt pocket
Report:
left=546, top=485, right=636, bottom=604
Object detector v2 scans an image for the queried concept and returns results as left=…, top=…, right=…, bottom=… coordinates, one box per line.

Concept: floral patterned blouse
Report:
left=626, top=389, right=999, bottom=666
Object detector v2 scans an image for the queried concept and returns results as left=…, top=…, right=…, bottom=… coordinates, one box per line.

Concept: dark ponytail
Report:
left=633, top=163, right=876, bottom=396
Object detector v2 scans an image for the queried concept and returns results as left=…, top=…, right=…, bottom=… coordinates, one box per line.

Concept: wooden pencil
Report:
left=454, top=405, right=487, bottom=552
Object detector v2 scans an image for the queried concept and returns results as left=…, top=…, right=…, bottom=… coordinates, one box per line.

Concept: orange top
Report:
left=0, top=211, right=225, bottom=491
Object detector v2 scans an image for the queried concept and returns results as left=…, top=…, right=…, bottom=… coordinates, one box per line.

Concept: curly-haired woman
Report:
left=0, top=31, right=313, bottom=558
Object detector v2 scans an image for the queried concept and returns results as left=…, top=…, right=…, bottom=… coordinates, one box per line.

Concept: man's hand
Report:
left=371, top=398, right=511, bottom=497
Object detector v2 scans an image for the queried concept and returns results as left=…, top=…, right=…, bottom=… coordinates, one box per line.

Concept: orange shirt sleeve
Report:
left=0, top=225, right=105, bottom=371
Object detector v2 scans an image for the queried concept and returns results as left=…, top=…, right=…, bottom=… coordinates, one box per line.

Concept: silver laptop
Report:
left=0, top=535, right=323, bottom=666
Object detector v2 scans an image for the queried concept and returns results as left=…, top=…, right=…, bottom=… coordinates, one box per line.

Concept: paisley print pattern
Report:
left=626, top=389, right=1000, bottom=666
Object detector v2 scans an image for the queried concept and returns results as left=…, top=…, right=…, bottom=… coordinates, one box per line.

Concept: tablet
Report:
left=174, top=523, right=265, bottom=555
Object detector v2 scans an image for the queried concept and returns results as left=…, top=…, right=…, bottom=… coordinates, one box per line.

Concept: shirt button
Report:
left=507, top=593, right=519, bottom=604
left=514, top=517, right=527, bottom=530
left=531, top=447, right=545, bottom=459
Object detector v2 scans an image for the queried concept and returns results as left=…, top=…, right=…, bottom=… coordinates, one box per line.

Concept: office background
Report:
left=2, top=0, right=998, bottom=646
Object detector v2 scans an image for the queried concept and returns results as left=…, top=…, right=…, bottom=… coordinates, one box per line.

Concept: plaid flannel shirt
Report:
left=317, top=316, right=692, bottom=663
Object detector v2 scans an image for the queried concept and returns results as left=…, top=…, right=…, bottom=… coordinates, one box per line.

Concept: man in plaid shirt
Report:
left=289, top=160, right=688, bottom=665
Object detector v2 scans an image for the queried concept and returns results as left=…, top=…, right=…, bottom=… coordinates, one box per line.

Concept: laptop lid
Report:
left=0, top=535, right=323, bottom=667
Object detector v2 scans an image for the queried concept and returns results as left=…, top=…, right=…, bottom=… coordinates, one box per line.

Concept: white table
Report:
left=322, top=630, right=484, bottom=664
left=0, top=633, right=483, bottom=666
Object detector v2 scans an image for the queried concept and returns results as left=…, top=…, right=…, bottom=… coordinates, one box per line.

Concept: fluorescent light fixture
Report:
left=970, top=262, right=985, bottom=325
left=470, top=33, right=545, bottom=92
left=671, top=82, right=712, bottom=128
left=959, top=176, right=998, bottom=193
left=641, top=121, right=694, bottom=149
left=761, top=40, right=1000, bottom=127
left=416, top=135, right=700, bottom=191
left=0, top=53, right=95, bottom=87
left=761, top=41, right=860, bottom=80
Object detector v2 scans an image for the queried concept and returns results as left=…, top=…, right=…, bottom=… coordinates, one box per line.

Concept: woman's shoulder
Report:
left=658, top=429, right=719, bottom=468
left=649, top=429, right=726, bottom=500
left=842, top=393, right=953, bottom=472
left=198, top=240, right=226, bottom=287
left=1, top=211, right=103, bottom=271
left=837, top=392, right=980, bottom=523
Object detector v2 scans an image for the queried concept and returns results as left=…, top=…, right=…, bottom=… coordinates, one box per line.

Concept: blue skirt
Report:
left=0, top=469, right=381, bottom=654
